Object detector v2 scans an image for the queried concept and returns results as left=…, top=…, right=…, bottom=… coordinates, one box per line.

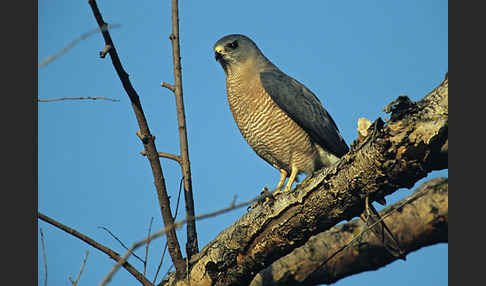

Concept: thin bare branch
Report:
left=98, top=226, right=144, bottom=264
left=161, top=82, right=175, bottom=92
left=69, top=251, right=89, bottom=286
left=87, top=0, right=185, bottom=277
left=100, top=44, right=112, bottom=58
left=153, top=243, right=169, bottom=284
left=158, top=152, right=182, bottom=163
left=39, top=24, right=120, bottom=68
left=163, top=265, right=174, bottom=282
left=174, top=177, right=184, bottom=218
left=99, top=190, right=273, bottom=286
left=38, top=213, right=153, bottom=286
left=359, top=197, right=405, bottom=260
left=38, top=96, right=119, bottom=102
left=140, top=150, right=181, bottom=164
left=144, top=217, right=154, bottom=277
left=322, top=181, right=433, bottom=266
left=169, top=0, right=199, bottom=262
left=40, top=228, right=48, bottom=286
left=153, top=178, right=184, bottom=284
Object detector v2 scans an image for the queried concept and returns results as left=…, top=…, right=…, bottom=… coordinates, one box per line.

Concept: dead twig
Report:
left=320, top=182, right=433, bottom=266
left=153, top=178, right=184, bottom=284
left=69, top=251, right=89, bottom=286
left=100, top=44, right=112, bottom=58
left=144, top=217, right=154, bottom=277
left=161, top=82, right=175, bottom=92
left=40, top=228, right=48, bottom=286
left=99, top=189, right=274, bottom=286
left=97, top=226, right=145, bottom=264
left=38, top=212, right=152, bottom=286
left=39, top=24, right=120, bottom=68
left=140, top=150, right=181, bottom=164
left=38, top=96, right=119, bottom=102
left=153, top=243, right=169, bottom=285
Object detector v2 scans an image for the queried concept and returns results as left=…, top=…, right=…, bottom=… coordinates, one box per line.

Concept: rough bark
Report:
left=249, top=177, right=448, bottom=285
left=164, top=76, right=448, bottom=286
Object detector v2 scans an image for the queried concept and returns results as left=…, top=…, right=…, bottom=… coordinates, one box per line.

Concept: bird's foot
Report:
left=248, top=186, right=273, bottom=210
left=272, top=188, right=284, bottom=197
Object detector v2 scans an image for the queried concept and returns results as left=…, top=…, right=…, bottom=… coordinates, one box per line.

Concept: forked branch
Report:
left=249, top=177, right=448, bottom=285
left=87, top=0, right=185, bottom=278
left=38, top=212, right=152, bottom=286
left=69, top=251, right=89, bottom=286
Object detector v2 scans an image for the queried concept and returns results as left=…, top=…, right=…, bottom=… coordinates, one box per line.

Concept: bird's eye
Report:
left=226, top=40, right=238, bottom=49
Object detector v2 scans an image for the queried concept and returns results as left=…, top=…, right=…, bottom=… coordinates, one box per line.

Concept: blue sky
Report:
left=38, top=1, right=448, bottom=285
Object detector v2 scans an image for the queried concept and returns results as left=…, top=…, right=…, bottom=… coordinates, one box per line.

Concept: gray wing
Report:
left=260, top=70, right=349, bottom=157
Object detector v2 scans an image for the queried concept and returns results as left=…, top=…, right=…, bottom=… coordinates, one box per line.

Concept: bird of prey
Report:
left=213, top=34, right=349, bottom=194
left=213, top=34, right=405, bottom=259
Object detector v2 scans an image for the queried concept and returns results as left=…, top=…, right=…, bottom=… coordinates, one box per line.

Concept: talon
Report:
left=273, top=188, right=283, bottom=197
left=247, top=201, right=259, bottom=210
left=247, top=186, right=273, bottom=210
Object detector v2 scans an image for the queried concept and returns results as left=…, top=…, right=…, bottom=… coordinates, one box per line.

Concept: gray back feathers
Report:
left=260, top=70, right=349, bottom=157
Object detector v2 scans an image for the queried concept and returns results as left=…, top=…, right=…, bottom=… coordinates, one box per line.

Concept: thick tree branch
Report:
left=169, top=0, right=199, bottom=261
left=87, top=0, right=185, bottom=277
left=164, top=76, right=448, bottom=285
left=250, top=177, right=448, bottom=285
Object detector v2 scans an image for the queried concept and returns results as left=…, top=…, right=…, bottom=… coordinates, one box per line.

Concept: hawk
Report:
left=214, top=34, right=349, bottom=194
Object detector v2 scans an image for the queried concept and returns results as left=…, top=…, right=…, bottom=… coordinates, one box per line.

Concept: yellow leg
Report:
left=273, top=169, right=288, bottom=197
left=283, top=166, right=298, bottom=192
left=276, top=169, right=287, bottom=190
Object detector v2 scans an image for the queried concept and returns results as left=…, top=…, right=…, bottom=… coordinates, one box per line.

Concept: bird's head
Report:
left=213, top=34, right=268, bottom=75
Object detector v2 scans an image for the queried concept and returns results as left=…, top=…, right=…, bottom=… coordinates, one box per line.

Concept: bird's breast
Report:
left=225, top=74, right=319, bottom=174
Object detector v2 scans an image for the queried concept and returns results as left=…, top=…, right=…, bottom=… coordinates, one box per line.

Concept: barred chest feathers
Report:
left=225, top=72, right=321, bottom=175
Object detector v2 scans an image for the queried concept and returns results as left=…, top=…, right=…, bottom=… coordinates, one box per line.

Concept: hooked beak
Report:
left=215, top=51, right=223, bottom=62
left=214, top=45, right=224, bottom=62
left=214, top=45, right=229, bottom=74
